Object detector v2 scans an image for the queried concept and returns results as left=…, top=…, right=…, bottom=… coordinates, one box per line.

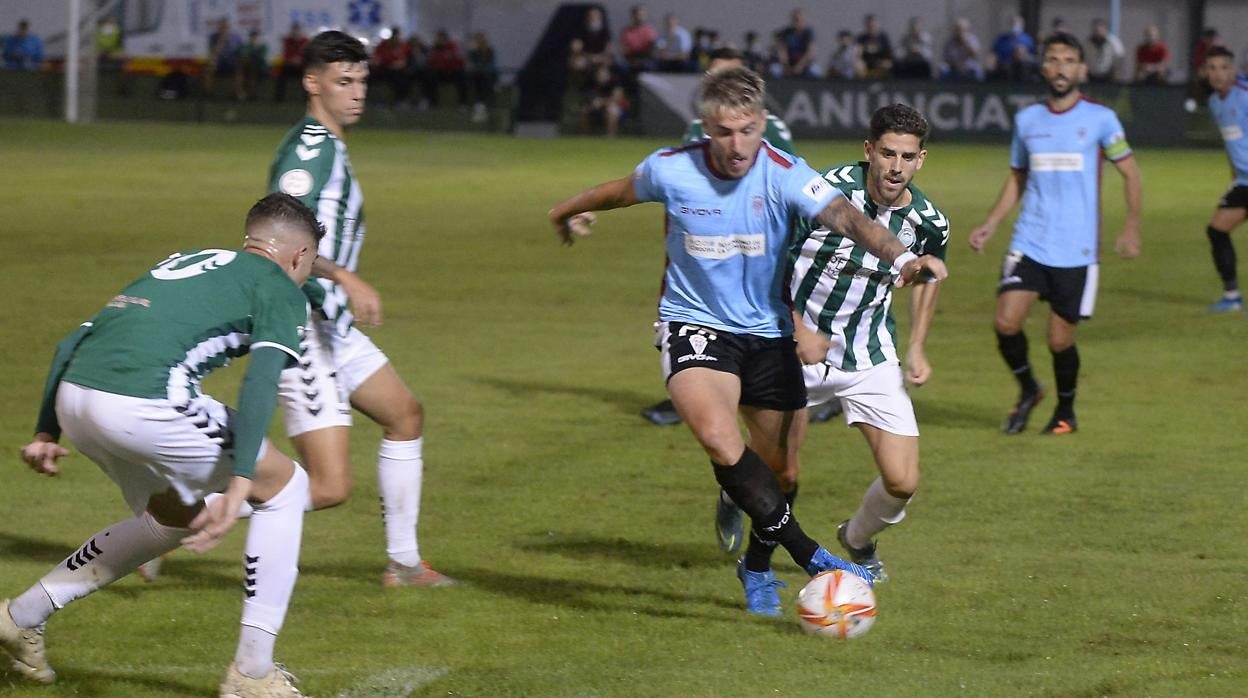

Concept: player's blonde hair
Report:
left=698, top=66, right=765, bottom=121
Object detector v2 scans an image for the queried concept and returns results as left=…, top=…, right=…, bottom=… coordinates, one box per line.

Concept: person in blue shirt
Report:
left=969, top=32, right=1143, bottom=436
left=549, top=66, right=946, bottom=616
left=3, top=19, right=44, bottom=71
left=989, top=15, right=1035, bottom=82
left=1200, top=46, right=1248, bottom=313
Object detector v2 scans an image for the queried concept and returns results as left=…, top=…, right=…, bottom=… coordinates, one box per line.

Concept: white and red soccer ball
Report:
left=796, top=570, right=877, bottom=639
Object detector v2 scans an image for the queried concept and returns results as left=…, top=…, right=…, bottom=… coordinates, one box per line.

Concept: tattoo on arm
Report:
left=814, top=199, right=906, bottom=264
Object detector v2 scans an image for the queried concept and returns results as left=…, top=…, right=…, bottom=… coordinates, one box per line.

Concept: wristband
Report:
left=890, top=251, right=918, bottom=278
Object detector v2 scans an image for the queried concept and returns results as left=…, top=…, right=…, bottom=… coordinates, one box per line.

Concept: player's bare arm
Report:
left=968, top=169, right=1027, bottom=253
left=905, top=280, right=942, bottom=386
left=816, top=196, right=948, bottom=284
left=549, top=175, right=641, bottom=245
left=1112, top=155, right=1143, bottom=259
left=312, top=257, right=383, bottom=326
left=791, top=310, right=831, bottom=365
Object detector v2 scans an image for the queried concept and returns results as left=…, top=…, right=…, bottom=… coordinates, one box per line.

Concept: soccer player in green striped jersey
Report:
left=5, top=194, right=320, bottom=695
left=268, top=31, right=454, bottom=587
left=730, top=104, right=948, bottom=583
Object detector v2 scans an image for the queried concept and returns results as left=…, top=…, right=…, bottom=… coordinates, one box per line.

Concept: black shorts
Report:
left=997, top=251, right=1098, bottom=324
left=1217, top=184, right=1248, bottom=209
left=656, top=321, right=807, bottom=411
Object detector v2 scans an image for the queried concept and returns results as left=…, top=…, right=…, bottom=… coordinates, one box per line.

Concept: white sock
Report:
left=9, top=512, right=186, bottom=628
left=846, top=478, right=911, bottom=549
left=236, top=464, right=308, bottom=677
left=377, top=438, right=424, bottom=567
left=205, top=491, right=255, bottom=519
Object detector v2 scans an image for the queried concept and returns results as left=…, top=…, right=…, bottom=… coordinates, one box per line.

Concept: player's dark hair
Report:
left=870, top=103, right=930, bottom=148
left=1206, top=46, right=1235, bottom=62
left=246, top=193, right=326, bottom=243
left=303, top=30, right=368, bottom=71
left=1041, top=31, right=1084, bottom=61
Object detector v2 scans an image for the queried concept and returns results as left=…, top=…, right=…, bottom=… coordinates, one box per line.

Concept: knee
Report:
left=881, top=464, right=920, bottom=499
left=308, top=476, right=351, bottom=509
left=993, top=315, right=1022, bottom=336
left=694, top=425, right=744, bottom=466
left=383, top=395, right=424, bottom=441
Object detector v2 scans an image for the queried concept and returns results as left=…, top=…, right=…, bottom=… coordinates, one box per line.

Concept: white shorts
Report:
left=278, top=316, right=389, bottom=437
left=55, top=382, right=268, bottom=515
left=802, top=361, right=919, bottom=437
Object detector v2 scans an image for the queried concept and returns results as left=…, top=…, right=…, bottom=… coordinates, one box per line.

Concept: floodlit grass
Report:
left=0, top=118, right=1245, bottom=697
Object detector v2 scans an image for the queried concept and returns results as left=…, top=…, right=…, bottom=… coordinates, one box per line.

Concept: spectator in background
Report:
left=618, top=4, right=657, bottom=73
left=941, top=17, right=984, bottom=81
left=742, top=31, right=767, bottom=74
left=580, top=64, right=628, bottom=137
left=765, top=31, right=788, bottom=78
left=779, top=8, right=817, bottom=77
left=575, top=7, right=612, bottom=69
left=240, top=29, right=269, bottom=101
left=274, top=21, right=307, bottom=102
left=97, top=15, right=122, bottom=67
left=406, top=33, right=433, bottom=109
left=1045, top=17, right=1069, bottom=41
left=204, top=17, right=244, bottom=99
left=567, top=38, right=593, bottom=91
left=372, top=26, right=412, bottom=106
left=691, top=28, right=722, bottom=73
left=655, top=13, right=692, bottom=72
left=827, top=29, right=864, bottom=80
left=466, top=31, right=497, bottom=121
left=1134, top=24, right=1170, bottom=85
left=856, top=13, right=893, bottom=80
left=1087, top=18, right=1124, bottom=83
left=893, top=16, right=933, bottom=79
left=3, top=18, right=44, bottom=71
left=989, top=15, right=1035, bottom=81
left=429, top=29, right=468, bottom=107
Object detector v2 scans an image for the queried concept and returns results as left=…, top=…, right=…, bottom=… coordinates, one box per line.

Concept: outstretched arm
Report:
left=814, top=197, right=948, bottom=285
left=549, top=175, right=642, bottom=245
left=1112, top=155, right=1143, bottom=258
left=968, top=169, right=1026, bottom=253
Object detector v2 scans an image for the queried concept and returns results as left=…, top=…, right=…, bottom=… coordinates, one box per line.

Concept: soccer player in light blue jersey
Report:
left=969, top=32, right=1142, bottom=436
left=1201, top=46, right=1248, bottom=313
left=549, top=66, right=947, bottom=616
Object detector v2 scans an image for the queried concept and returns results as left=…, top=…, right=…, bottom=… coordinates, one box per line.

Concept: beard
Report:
left=1047, top=80, right=1076, bottom=99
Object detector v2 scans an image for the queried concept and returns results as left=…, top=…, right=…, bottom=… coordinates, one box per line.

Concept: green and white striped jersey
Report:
left=683, top=113, right=795, bottom=154
left=268, top=115, right=365, bottom=335
left=61, top=249, right=307, bottom=403
left=790, top=162, right=949, bottom=371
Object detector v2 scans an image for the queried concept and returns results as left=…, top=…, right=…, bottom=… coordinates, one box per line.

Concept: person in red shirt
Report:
left=274, top=21, right=307, bottom=102
left=428, top=28, right=467, bottom=107
left=619, top=4, right=657, bottom=73
left=1134, top=24, right=1170, bottom=85
left=372, top=26, right=412, bottom=105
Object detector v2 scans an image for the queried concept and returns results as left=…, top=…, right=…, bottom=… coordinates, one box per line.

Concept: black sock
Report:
left=1206, top=226, right=1239, bottom=294
left=1052, top=345, right=1079, bottom=416
left=996, top=330, right=1039, bottom=394
left=742, top=483, right=801, bottom=571
left=713, top=449, right=818, bottom=571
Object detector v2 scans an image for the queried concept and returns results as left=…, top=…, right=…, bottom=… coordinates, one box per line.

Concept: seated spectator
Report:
left=1134, top=24, right=1170, bottom=85
left=1045, top=17, right=1069, bottom=42
left=466, top=31, right=497, bottom=121
left=779, top=8, right=818, bottom=77
left=3, top=18, right=44, bottom=71
left=406, top=33, right=434, bottom=108
left=765, top=31, right=788, bottom=79
left=428, top=29, right=468, bottom=107
left=274, top=21, right=307, bottom=102
left=576, top=7, right=612, bottom=69
left=655, top=13, right=692, bottom=72
left=567, top=38, right=593, bottom=92
left=741, top=31, right=768, bottom=74
left=618, top=4, right=657, bottom=73
left=580, top=64, right=628, bottom=137
left=893, top=16, right=932, bottom=79
left=856, top=13, right=893, bottom=80
left=97, top=15, right=122, bottom=68
left=827, top=29, right=864, bottom=80
left=989, top=15, right=1035, bottom=81
left=691, top=28, right=723, bottom=73
left=941, top=17, right=984, bottom=81
left=1087, top=18, right=1124, bottom=83
left=372, top=26, right=412, bottom=105
left=240, top=29, right=269, bottom=101
left=204, top=17, right=244, bottom=99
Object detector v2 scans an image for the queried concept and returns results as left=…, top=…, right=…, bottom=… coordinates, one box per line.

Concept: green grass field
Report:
left=1, top=117, right=1245, bottom=697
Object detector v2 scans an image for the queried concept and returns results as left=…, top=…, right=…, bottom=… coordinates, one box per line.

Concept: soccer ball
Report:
left=796, top=570, right=877, bottom=639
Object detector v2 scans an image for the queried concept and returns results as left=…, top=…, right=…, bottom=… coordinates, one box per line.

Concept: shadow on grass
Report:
left=0, top=530, right=76, bottom=566
left=474, top=376, right=656, bottom=416
left=912, top=399, right=999, bottom=430
left=516, top=532, right=729, bottom=571
left=38, top=668, right=205, bottom=697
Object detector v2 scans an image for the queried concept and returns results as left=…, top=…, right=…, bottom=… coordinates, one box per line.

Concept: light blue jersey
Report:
left=1209, top=79, right=1248, bottom=186
left=1008, top=98, right=1133, bottom=268
left=633, top=140, right=843, bottom=337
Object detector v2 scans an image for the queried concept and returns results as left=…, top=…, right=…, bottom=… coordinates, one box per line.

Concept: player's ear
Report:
left=915, top=149, right=927, bottom=170
left=863, top=139, right=873, bottom=159
left=302, top=70, right=319, bottom=96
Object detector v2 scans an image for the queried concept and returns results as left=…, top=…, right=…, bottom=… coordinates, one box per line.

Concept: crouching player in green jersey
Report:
left=721, top=104, right=949, bottom=585
left=2, top=194, right=321, bottom=697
